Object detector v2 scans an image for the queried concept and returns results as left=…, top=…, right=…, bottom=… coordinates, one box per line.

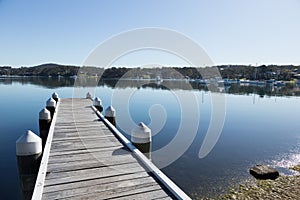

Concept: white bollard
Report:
left=93, top=97, right=103, bottom=113
left=86, top=92, right=92, bottom=99
left=131, top=122, right=152, bottom=159
left=16, top=130, right=42, bottom=200
left=39, top=108, right=51, bottom=148
left=46, top=98, right=56, bottom=119
left=52, top=92, right=59, bottom=103
left=105, top=106, right=116, bottom=126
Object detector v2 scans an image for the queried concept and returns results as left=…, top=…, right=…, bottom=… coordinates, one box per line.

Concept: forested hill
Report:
left=0, top=63, right=80, bottom=77
left=1, top=63, right=300, bottom=81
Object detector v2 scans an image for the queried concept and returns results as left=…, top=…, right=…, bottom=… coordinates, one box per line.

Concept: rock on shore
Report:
left=249, top=165, right=279, bottom=180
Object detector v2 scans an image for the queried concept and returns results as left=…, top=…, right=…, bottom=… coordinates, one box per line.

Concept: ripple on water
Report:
left=270, top=152, right=300, bottom=175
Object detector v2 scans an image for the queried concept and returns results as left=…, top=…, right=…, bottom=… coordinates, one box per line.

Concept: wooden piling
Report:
left=93, top=97, right=103, bottom=113
left=52, top=92, right=59, bottom=103
left=39, top=108, right=51, bottom=149
left=105, top=106, right=116, bottom=126
left=86, top=92, right=92, bottom=99
left=131, top=122, right=152, bottom=159
left=16, top=130, right=42, bottom=200
left=46, top=98, right=56, bottom=119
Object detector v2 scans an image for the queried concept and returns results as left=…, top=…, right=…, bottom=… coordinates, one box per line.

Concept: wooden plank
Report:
left=48, top=151, right=133, bottom=164
left=43, top=171, right=150, bottom=194
left=49, top=145, right=125, bottom=157
left=45, top=162, right=146, bottom=184
left=62, top=185, right=165, bottom=200
left=52, top=135, right=115, bottom=142
left=47, top=156, right=137, bottom=172
left=43, top=176, right=157, bottom=199
left=52, top=132, right=113, bottom=138
left=46, top=159, right=144, bottom=178
left=49, top=137, right=121, bottom=151
left=49, top=143, right=120, bottom=152
left=51, top=137, right=119, bottom=145
left=112, top=189, right=171, bottom=200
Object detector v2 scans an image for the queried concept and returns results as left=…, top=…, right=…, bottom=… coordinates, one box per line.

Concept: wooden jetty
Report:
left=32, top=98, right=191, bottom=200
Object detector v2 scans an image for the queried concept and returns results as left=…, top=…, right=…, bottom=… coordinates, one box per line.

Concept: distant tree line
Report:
left=0, top=64, right=80, bottom=77
left=1, top=63, right=300, bottom=81
left=216, top=65, right=300, bottom=81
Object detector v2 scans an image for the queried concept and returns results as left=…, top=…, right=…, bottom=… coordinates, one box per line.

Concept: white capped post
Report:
left=86, top=92, right=92, bottom=99
left=39, top=108, right=51, bottom=149
left=52, top=92, right=59, bottom=103
left=46, top=98, right=56, bottom=119
left=105, top=106, right=116, bottom=126
left=131, top=122, right=152, bottom=159
left=93, top=97, right=103, bottom=113
left=16, top=130, right=42, bottom=200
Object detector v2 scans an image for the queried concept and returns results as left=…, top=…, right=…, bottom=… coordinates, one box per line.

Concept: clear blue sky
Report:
left=1, top=0, right=300, bottom=67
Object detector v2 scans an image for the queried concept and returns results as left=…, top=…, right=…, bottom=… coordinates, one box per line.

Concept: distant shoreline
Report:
left=1, top=63, right=300, bottom=82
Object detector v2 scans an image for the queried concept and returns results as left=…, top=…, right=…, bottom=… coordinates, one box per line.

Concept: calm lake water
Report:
left=1, top=76, right=300, bottom=199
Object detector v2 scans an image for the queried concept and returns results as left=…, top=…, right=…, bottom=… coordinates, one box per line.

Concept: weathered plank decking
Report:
left=32, top=98, right=190, bottom=200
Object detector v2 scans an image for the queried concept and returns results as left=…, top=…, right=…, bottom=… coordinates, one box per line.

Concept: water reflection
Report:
left=0, top=76, right=75, bottom=89
left=1, top=76, right=300, bottom=97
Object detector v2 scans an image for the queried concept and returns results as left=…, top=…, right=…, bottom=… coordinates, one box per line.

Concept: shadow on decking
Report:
left=112, top=146, right=131, bottom=156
